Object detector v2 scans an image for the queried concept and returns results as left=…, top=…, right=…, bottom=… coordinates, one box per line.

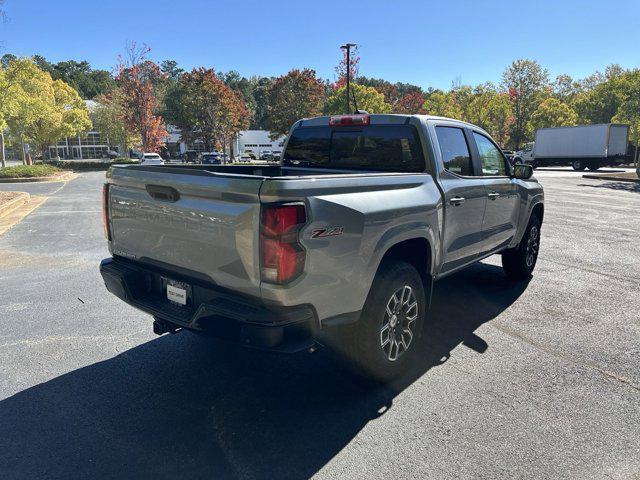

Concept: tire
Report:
left=502, top=215, right=541, bottom=280
left=572, top=160, right=586, bottom=171
left=347, top=260, right=426, bottom=383
left=512, top=157, right=522, bottom=164
left=587, top=163, right=600, bottom=171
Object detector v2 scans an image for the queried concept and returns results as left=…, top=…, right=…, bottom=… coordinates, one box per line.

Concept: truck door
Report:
left=470, top=131, right=520, bottom=254
left=434, top=126, right=488, bottom=274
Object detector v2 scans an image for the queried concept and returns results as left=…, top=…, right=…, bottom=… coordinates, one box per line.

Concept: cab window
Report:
left=435, top=126, right=472, bottom=176
left=473, top=132, right=507, bottom=176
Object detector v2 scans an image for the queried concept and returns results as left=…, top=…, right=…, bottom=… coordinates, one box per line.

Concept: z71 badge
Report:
left=311, top=226, right=344, bottom=238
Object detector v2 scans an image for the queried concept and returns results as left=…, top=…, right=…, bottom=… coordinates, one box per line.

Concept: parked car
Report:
left=513, top=124, right=629, bottom=171
left=181, top=150, right=199, bottom=163
left=244, top=149, right=257, bottom=160
left=234, top=153, right=253, bottom=162
left=272, top=150, right=282, bottom=161
left=260, top=150, right=274, bottom=160
left=199, top=152, right=222, bottom=165
left=100, top=113, right=543, bottom=382
left=102, top=149, right=119, bottom=159
left=140, top=153, right=164, bottom=165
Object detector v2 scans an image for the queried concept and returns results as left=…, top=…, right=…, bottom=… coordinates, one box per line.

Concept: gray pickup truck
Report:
left=100, top=114, right=544, bottom=381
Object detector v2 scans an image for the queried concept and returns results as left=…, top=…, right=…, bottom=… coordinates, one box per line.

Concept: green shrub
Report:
left=0, top=164, right=63, bottom=178
left=47, top=159, right=139, bottom=171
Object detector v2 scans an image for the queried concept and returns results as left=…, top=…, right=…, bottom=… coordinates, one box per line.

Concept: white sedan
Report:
left=140, top=153, right=165, bottom=165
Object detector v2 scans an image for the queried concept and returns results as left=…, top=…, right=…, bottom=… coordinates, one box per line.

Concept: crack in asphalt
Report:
left=490, top=322, right=640, bottom=393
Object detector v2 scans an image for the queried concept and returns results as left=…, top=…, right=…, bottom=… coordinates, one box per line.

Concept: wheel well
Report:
left=380, top=238, right=432, bottom=291
left=531, top=203, right=544, bottom=224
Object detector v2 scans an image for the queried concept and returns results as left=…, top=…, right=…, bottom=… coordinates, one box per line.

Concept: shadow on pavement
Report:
left=0, top=263, right=529, bottom=479
left=578, top=181, right=640, bottom=193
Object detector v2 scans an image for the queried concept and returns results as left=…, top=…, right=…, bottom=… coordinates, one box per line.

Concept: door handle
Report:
left=487, top=192, right=500, bottom=200
left=450, top=196, right=465, bottom=206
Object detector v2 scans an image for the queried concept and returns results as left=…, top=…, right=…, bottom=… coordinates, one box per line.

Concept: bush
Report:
left=0, top=164, right=62, bottom=178
left=47, top=158, right=139, bottom=171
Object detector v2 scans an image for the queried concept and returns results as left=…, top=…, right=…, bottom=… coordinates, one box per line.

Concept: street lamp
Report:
left=340, top=43, right=357, bottom=114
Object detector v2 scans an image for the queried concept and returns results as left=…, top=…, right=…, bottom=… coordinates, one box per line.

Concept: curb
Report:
left=0, top=171, right=76, bottom=183
left=0, top=192, right=30, bottom=218
left=582, top=174, right=640, bottom=183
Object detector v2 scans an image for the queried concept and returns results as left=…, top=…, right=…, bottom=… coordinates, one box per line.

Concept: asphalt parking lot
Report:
left=0, top=168, right=638, bottom=479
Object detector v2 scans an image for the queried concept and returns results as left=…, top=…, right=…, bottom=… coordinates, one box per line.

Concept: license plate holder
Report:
left=163, top=277, right=192, bottom=306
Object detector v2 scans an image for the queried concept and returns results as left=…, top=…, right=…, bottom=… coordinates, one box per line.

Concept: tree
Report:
left=553, top=74, right=581, bottom=103
left=93, top=90, right=140, bottom=154
left=115, top=43, right=168, bottom=152
left=250, top=76, right=275, bottom=130
left=325, top=84, right=391, bottom=115
left=334, top=45, right=359, bottom=89
left=528, top=98, right=577, bottom=135
left=395, top=91, right=426, bottom=114
left=572, top=73, right=629, bottom=125
left=160, top=60, right=184, bottom=80
left=1, top=58, right=54, bottom=164
left=501, top=59, right=549, bottom=148
left=422, top=91, right=463, bottom=119
left=29, top=56, right=115, bottom=99
left=165, top=68, right=249, bottom=153
left=465, top=86, right=514, bottom=147
left=26, top=79, right=91, bottom=159
left=266, top=69, right=325, bottom=137
left=611, top=71, right=640, bottom=168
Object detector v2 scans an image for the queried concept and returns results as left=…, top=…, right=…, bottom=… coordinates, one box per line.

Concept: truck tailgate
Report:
left=106, top=166, right=263, bottom=297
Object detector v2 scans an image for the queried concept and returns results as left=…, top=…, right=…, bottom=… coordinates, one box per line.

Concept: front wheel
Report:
left=502, top=215, right=541, bottom=280
left=349, top=260, right=426, bottom=383
left=572, top=160, right=586, bottom=171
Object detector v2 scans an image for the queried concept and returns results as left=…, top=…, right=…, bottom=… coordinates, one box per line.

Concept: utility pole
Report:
left=340, top=43, right=357, bottom=114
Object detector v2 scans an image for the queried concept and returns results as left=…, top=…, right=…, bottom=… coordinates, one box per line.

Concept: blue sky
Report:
left=1, top=0, right=639, bottom=90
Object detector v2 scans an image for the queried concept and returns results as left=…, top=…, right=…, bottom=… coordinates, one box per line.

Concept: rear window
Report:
left=283, top=125, right=425, bottom=172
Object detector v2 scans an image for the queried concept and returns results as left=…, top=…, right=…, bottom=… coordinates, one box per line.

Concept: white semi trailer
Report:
left=513, top=124, right=629, bottom=171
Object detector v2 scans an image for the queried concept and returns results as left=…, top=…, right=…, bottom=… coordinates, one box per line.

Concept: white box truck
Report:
left=513, top=124, right=629, bottom=171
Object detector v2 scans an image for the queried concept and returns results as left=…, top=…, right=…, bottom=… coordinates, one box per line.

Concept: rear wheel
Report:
left=348, top=260, right=426, bottom=383
left=587, top=162, right=600, bottom=171
left=502, top=215, right=541, bottom=280
left=572, top=160, right=586, bottom=171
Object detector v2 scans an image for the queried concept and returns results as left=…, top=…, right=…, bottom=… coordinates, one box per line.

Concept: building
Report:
left=164, top=128, right=287, bottom=159
left=48, top=130, right=112, bottom=160
left=48, top=100, right=113, bottom=160
left=235, top=130, right=286, bottom=157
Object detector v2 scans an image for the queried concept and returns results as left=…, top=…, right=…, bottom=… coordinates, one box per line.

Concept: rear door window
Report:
left=283, top=125, right=425, bottom=172
left=435, top=127, right=473, bottom=176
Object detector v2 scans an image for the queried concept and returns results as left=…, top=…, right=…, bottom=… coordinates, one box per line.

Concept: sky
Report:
left=1, top=0, right=639, bottom=90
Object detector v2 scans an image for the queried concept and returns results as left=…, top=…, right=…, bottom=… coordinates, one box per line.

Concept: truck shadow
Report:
left=0, top=262, right=529, bottom=480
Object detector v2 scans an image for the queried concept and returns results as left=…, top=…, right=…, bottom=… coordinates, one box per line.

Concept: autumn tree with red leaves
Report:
left=334, top=45, right=360, bottom=89
left=165, top=68, right=249, bottom=155
left=266, top=69, right=325, bottom=137
left=395, top=91, right=426, bottom=114
left=115, top=43, right=168, bottom=152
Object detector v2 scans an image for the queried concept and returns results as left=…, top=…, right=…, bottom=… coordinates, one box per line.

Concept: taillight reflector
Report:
left=329, top=114, right=370, bottom=127
left=260, top=204, right=306, bottom=284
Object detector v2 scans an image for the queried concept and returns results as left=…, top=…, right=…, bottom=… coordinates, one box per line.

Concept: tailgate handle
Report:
left=145, top=185, right=180, bottom=202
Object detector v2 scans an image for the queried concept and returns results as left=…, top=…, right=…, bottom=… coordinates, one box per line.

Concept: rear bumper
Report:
left=100, top=257, right=318, bottom=352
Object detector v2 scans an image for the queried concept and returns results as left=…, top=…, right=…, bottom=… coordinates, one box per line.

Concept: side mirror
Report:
left=513, top=163, right=533, bottom=180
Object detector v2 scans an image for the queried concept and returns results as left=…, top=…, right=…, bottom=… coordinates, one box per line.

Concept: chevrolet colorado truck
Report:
left=100, top=114, right=544, bottom=381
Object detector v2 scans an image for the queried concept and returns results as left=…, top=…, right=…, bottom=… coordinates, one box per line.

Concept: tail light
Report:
left=260, top=204, right=306, bottom=284
left=102, top=183, right=111, bottom=240
left=329, top=114, right=370, bottom=127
